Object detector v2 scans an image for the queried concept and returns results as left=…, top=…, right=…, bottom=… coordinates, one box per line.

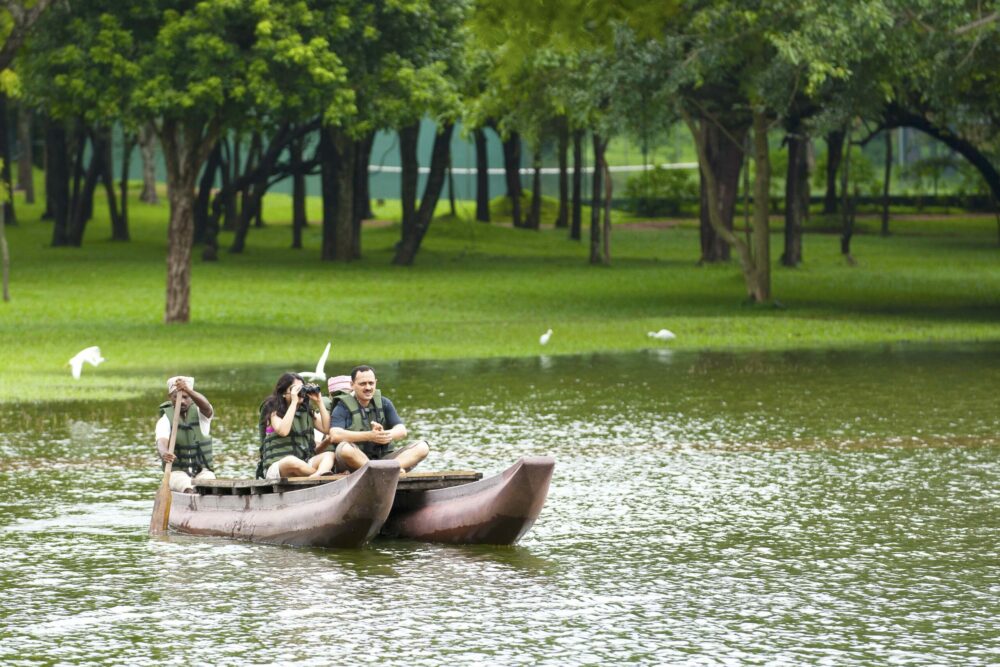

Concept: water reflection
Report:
left=1, top=346, right=998, bottom=665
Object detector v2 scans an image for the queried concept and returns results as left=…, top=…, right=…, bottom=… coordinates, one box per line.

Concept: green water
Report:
left=1, top=346, right=998, bottom=665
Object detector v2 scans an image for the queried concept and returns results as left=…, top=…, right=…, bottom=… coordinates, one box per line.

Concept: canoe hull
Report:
left=169, top=460, right=400, bottom=548
left=382, top=456, right=554, bottom=545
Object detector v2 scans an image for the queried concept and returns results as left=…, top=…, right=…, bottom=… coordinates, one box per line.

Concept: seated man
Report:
left=156, top=376, right=215, bottom=493
left=327, top=365, right=429, bottom=473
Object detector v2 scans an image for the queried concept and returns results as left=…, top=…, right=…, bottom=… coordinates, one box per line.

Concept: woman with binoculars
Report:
left=256, top=372, right=333, bottom=479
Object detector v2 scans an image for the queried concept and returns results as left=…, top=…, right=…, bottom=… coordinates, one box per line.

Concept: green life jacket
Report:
left=159, top=401, right=213, bottom=476
left=256, top=402, right=316, bottom=479
left=332, top=391, right=386, bottom=449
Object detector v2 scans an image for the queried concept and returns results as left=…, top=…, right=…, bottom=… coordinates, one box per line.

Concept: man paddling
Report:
left=326, top=365, right=429, bottom=473
left=156, top=376, right=216, bottom=493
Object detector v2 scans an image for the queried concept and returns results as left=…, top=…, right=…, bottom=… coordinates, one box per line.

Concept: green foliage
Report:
left=623, top=167, right=697, bottom=216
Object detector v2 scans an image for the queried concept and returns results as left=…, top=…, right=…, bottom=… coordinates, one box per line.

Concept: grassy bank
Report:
left=2, top=185, right=999, bottom=402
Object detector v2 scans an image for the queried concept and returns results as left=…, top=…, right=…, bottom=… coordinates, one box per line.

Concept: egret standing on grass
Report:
left=68, top=346, right=105, bottom=379
left=539, top=329, right=553, bottom=345
left=647, top=329, right=676, bottom=341
left=299, top=342, right=331, bottom=382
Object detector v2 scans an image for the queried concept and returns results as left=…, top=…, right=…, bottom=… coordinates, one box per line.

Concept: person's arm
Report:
left=271, top=394, right=301, bottom=437
left=155, top=415, right=175, bottom=463
left=380, top=398, right=407, bottom=442
left=173, top=378, right=213, bottom=419
left=310, top=391, right=329, bottom=433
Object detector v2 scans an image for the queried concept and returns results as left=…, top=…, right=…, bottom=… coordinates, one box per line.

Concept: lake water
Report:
left=1, top=346, right=998, bottom=665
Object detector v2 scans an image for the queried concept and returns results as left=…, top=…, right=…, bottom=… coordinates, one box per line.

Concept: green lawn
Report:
left=2, top=184, right=998, bottom=402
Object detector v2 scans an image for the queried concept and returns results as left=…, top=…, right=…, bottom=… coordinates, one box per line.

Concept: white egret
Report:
left=68, top=346, right=105, bottom=379
left=539, top=329, right=553, bottom=345
left=647, top=329, right=676, bottom=341
left=299, top=342, right=331, bottom=382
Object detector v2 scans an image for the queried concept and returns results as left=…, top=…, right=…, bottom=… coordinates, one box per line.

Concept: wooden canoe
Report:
left=380, top=456, right=555, bottom=545
left=169, top=459, right=400, bottom=548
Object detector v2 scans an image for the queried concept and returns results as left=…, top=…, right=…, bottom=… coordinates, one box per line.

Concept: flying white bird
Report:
left=68, top=346, right=105, bottom=379
left=539, top=329, right=553, bottom=345
left=647, top=329, right=676, bottom=341
left=299, top=342, right=331, bottom=382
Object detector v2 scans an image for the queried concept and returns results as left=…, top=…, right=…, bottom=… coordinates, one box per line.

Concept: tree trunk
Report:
left=571, top=130, right=583, bottom=240
left=881, top=130, right=892, bottom=236
left=502, top=132, right=522, bottom=227
left=0, top=203, right=9, bottom=301
left=159, top=120, right=217, bottom=324
left=69, top=130, right=102, bottom=247
left=120, top=130, right=135, bottom=238
left=96, top=127, right=127, bottom=241
left=683, top=110, right=764, bottom=302
left=230, top=127, right=288, bottom=254
left=320, top=126, right=355, bottom=262
left=0, top=95, right=15, bottom=225
left=526, top=148, right=541, bottom=230
left=319, top=127, right=337, bottom=260
left=556, top=120, right=569, bottom=228
left=474, top=128, right=489, bottom=222
left=139, top=122, right=159, bottom=204
left=840, top=124, right=855, bottom=264
left=601, top=142, right=612, bottom=265
left=698, top=121, right=747, bottom=263
left=16, top=105, right=33, bottom=204
left=291, top=134, right=306, bottom=249
left=589, top=133, right=605, bottom=265
left=398, top=122, right=420, bottom=249
left=749, top=111, right=771, bottom=301
left=393, top=123, right=455, bottom=265
left=782, top=123, right=808, bottom=267
left=351, top=131, right=374, bottom=259
left=46, top=119, right=70, bottom=246
left=823, top=130, right=844, bottom=214
left=222, top=138, right=238, bottom=230
left=194, top=141, right=222, bottom=251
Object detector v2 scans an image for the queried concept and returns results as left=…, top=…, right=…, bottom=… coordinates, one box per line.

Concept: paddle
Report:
left=149, top=392, right=184, bottom=535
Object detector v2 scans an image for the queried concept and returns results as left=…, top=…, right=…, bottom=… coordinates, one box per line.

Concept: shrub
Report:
left=623, top=166, right=698, bottom=216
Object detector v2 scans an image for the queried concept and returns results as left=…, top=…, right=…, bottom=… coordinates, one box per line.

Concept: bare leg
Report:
left=335, top=442, right=369, bottom=472
left=394, top=441, right=430, bottom=472
left=308, top=451, right=335, bottom=476
left=277, top=456, right=316, bottom=477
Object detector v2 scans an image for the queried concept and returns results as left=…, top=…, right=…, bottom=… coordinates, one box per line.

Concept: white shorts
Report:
left=169, top=469, right=216, bottom=492
left=265, top=461, right=283, bottom=480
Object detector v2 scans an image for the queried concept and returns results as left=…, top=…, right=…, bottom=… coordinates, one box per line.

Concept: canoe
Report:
left=169, top=459, right=400, bottom=548
left=380, top=456, right=555, bottom=545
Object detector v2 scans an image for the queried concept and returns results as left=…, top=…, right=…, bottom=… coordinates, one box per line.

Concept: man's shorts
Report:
left=334, top=441, right=425, bottom=472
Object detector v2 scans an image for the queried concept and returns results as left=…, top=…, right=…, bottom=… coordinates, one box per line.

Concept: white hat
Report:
left=167, top=376, right=195, bottom=394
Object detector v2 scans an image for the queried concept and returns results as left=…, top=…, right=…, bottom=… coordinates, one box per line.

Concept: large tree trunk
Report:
left=16, top=105, right=33, bottom=204
left=601, top=141, right=612, bottom=265
left=823, top=130, right=844, bottom=214
left=556, top=119, right=569, bottom=228
left=502, top=132, right=522, bottom=227
left=474, top=128, right=489, bottom=222
left=68, top=129, right=102, bottom=246
left=0, top=204, right=8, bottom=301
left=159, top=120, right=217, bottom=324
left=684, top=110, right=768, bottom=302
left=881, top=130, right=892, bottom=236
left=697, top=121, right=747, bottom=263
left=46, top=119, right=70, bottom=246
left=352, top=131, right=374, bottom=258
left=320, top=126, right=354, bottom=262
left=398, top=123, right=420, bottom=250
left=138, top=122, right=159, bottom=204
left=840, top=124, right=856, bottom=264
left=571, top=130, right=583, bottom=240
left=526, top=147, right=541, bottom=230
left=589, top=133, right=606, bottom=265
left=290, top=134, right=306, bottom=249
left=782, top=122, right=808, bottom=267
left=393, top=122, right=455, bottom=265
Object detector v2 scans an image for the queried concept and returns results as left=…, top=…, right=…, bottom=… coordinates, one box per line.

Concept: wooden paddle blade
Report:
left=149, top=478, right=173, bottom=535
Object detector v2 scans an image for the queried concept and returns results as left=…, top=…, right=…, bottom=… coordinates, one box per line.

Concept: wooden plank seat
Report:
left=193, top=470, right=483, bottom=495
